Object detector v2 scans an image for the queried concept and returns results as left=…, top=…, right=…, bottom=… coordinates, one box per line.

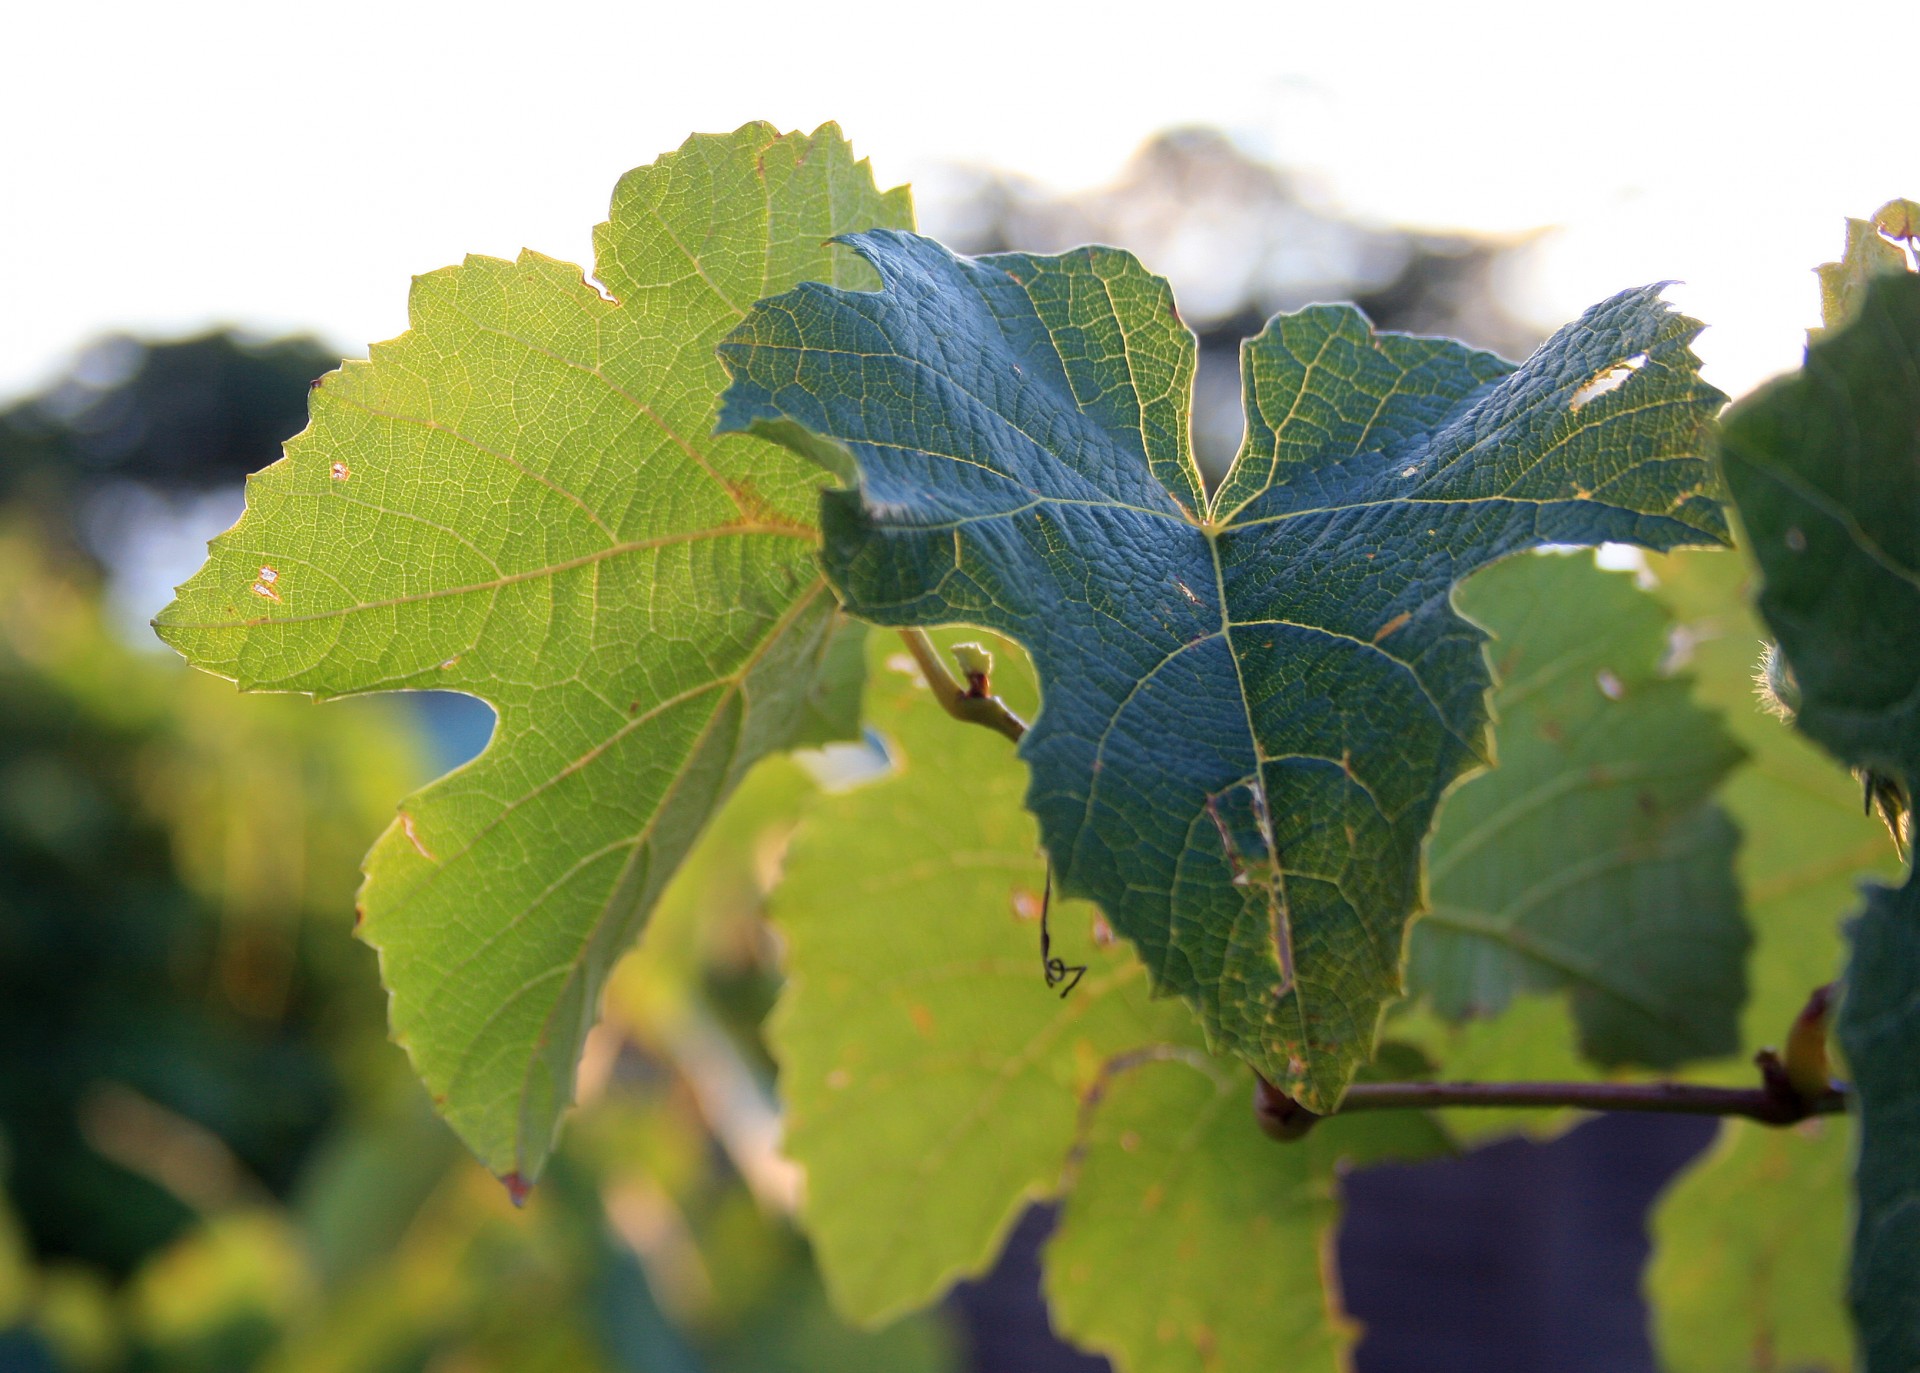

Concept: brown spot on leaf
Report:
left=1192, top=1325, right=1217, bottom=1363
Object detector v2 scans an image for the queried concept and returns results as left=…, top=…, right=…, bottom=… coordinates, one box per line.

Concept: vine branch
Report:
left=1254, top=989, right=1849, bottom=1141
left=1253, top=1070, right=1847, bottom=1141
left=897, top=628, right=1027, bottom=742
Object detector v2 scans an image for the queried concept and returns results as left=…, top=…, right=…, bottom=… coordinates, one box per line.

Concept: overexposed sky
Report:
left=4, top=0, right=1915, bottom=405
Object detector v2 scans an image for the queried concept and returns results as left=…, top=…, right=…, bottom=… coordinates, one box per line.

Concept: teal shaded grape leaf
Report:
left=718, top=230, right=1729, bottom=1110
left=770, top=629, right=1444, bottom=1368
left=1717, top=271, right=1920, bottom=1371
left=152, top=123, right=913, bottom=1183
left=1406, top=552, right=1748, bottom=1068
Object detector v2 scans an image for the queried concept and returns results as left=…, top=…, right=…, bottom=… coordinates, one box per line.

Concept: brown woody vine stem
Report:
left=1254, top=1044, right=1848, bottom=1141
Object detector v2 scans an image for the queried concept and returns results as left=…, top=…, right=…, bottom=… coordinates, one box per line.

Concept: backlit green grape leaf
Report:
left=771, top=629, right=1444, bottom=1368
left=152, top=123, right=913, bottom=1184
left=1816, top=216, right=1911, bottom=339
left=1649, top=1119, right=1854, bottom=1373
left=1044, top=1055, right=1446, bottom=1373
left=770, top=628, right=1199, bottom=1324
left=719, top=230, right=1728, bottom=1110
left=1407, top=552, right=1748, bottom=1068
left=1717, top=271, right=1920, bottom=1371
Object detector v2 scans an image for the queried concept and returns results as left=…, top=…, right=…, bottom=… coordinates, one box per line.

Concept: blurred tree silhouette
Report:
left=931, top=129, right=1543, bottom=479
left=0, top=332, right=336, bottom=499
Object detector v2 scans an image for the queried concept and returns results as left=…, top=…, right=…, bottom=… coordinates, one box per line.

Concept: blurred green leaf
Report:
left=153, top=124, right=913, bottom=1182
left=721, top=231, right=1728, bottom=1112
left=1408, top=552, right=1748, bottom=1069
left=1044, top=1055, right=1445, bottom=1373
left=1650, top=1117, right=1852, bottom=1372
left=771, top=629, right=1197, bottom=1324
left=0, top=526, right=420, bottom=1276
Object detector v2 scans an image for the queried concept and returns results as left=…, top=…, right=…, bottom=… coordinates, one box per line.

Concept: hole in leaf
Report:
left=1568, top=353, right=1648, bottom=410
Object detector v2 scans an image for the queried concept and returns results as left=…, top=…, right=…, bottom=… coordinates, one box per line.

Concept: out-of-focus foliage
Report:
left=1637, top=544, right=1892, bottom=1373
left=1718, top=258, right=1920, bottom=1372
left=0, top=523, right=960, bottom=1371
left=1406, top=554, right=1748, bottom=1068
left=0, top=524, right=419, bottom=1276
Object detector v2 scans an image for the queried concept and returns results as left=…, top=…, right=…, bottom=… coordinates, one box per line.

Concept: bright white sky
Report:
left=4, top=0, right=1915, bottom=406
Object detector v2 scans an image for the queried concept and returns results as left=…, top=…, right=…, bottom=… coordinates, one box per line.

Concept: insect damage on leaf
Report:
left=718, top=230, right=1727, bottom=1111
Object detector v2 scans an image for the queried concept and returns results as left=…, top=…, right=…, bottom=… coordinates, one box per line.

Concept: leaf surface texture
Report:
left=721, top=231, right=1728, bottom=1106
left=155, top=124, right=911, bottom=1180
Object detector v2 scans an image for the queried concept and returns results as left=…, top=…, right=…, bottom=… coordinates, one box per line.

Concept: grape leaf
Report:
left=1717, top=271, right=1920, bottom=1371
left=1407, top=552, right=1748, bottom=1068
left=1635, top=542, right=1902, bottom=1373
left=1043, top=1055, right=1446, bottom=1373
left=152, top=123, right=912, bottom=1183
left=1815, top=217, right=1912, bottom=342
left=719, top=230, right=1728, bottom=1110
left=1649, top=1119, right=1853, bottom=1372
left=770, top=629, right=1446, bottom=1370
left=770, top=629, right=1198, bottom=1324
